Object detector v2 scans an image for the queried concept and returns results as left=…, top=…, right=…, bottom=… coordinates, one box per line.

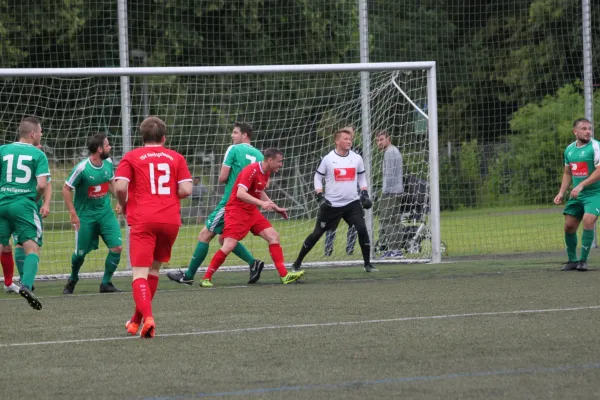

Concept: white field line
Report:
left=1, top=305, right=599, bottom=348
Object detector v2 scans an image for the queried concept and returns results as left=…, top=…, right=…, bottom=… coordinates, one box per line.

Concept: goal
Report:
left=0, top=62, right=440, bottom=280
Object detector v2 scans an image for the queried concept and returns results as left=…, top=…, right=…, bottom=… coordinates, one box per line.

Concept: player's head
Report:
left=140, top=116, right=167, bottom=145
left=334, top=128, right=353, bottom=152
left=232, top=122, right=253, bottom=145
left=573, top=118, right=593, bottom=144
left=263, top=148, right=284, bottom=173
left=376, top=130, right=392, bottom=150
left=18, top=116, right=42, bottom=146
left=88, top=132, right=111, bottom=160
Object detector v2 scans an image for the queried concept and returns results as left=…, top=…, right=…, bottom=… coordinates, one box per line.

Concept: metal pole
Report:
left=117, top=0, right=132, bottom=269
left=582, top=0, right=593, bottom=125
left=427, top=66, right=441, bottom=264
left=582, top=0, right=595, bottom=247
left=358, top=0, right=374, bottom=257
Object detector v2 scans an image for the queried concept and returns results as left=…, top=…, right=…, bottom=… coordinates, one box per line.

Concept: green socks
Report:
left=14, top=246, right=25, bottom=278
left=70, top=253, right=85, bottom=282
left=565, top=232, right=578, bottom=262
left=232, top=242, right=255, bottom=266
left=102, top=251, right=121, bottom=285
left=185, top=241, right=209, bottom=280
left=21, top=253, right=39, bottom=289
left=580, top=229, right=594, bottom=262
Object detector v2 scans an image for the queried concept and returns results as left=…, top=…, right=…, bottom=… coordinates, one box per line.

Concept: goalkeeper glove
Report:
left=316, top=192, right=331, bottom=208
left=360, top=190, right=373, bottom=209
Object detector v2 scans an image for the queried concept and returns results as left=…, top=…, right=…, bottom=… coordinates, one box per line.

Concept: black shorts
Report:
left=317, top=200, right=365, bottom=231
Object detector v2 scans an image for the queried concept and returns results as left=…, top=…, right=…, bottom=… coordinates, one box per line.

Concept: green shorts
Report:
left=563, top=192, right=600, bottom=219
left=75, top=213, right=122, bottom=256
left=204, top=205, right=226, bottom=234
left=0, top=199, right=43, bottom=247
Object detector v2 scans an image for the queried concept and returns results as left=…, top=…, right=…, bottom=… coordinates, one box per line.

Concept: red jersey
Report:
left=115, top=145, right=192, bottom=226
left=226, top=162, right=270, bottom=214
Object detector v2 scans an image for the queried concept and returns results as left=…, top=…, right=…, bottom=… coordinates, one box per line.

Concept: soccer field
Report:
left=2, top=256, right=600, bottom=399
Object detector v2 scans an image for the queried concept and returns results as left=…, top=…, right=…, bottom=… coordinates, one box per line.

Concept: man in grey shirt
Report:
left=376, top=130, right=404, bottom=256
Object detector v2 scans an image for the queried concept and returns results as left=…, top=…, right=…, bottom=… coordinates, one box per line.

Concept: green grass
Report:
left=2, top=256, right=600, bottom=399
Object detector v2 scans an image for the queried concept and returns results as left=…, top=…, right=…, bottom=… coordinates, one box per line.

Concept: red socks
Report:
left=269, top=244, right=288, bottom=277
left=132, top=277, right=153, bottom=321
left=203, top=249, right=227, bottom=280
left=130, top=274, right=159, bottom=324
left=1, top=250, right=14, bottom=286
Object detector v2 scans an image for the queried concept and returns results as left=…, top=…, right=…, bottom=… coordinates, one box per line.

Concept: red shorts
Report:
left=223, top=208, right=272, bottom=241
left=129, top=222, right=180, bottom=267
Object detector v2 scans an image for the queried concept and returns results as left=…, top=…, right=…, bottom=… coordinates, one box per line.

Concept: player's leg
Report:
left=1, top=243, right=18, bottom=293
left=128, top=223, right=157, bottom=338
left=168, top=226, right=216, bottom=285
left=562, top=198, right=583, bottom=271
left=64, top=221, right=97, bottom=294
left=255, top=221, right=305, bottom=284
left=324, top=229, right=336, bottom=256
left=98, top=214, right=123, bottom=292
left=293, top=205, right=344, bottom=271
left=343, top=201, right=376, bottom=272
left=201, top=237, right=237, bottom=287
left=578, top=194, right=600, bottom=271
left=14, top=242, right=25, bottom=279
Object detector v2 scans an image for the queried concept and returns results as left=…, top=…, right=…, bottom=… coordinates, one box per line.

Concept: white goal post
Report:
left=0, top=62, right=440, bottom=281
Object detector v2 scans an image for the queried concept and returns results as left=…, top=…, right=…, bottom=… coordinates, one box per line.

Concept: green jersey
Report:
left=219, top=143, right=264, bottom=206
left=564, top=139, right=600, bottom=194
left=0, top=142, right=50, bottom=205
left=65, top=157, right=114, bottom=219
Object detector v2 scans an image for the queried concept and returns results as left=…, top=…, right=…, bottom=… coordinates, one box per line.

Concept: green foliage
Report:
left=440, top=140, right=482, bottom=210
left=489, top=83, right=600, bottom=204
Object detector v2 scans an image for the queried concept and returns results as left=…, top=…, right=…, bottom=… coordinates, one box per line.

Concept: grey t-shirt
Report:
left=382, top=145, right=403, bottom=194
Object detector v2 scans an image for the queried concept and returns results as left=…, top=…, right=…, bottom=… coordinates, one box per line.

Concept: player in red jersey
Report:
left=201, top=148, right=305, bottom=286
left=114, top=117, right=192, bottom=338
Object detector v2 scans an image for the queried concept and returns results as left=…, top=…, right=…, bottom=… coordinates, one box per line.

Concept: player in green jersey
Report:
left=554, top=118, right=600, bottom=271
left=2, top=144, right=52, bottom=294
left=0, top=117, right=49, bottom=310
left=167, top=122, right=266, bottom=286
left=62, top=132, right=123, bottom=293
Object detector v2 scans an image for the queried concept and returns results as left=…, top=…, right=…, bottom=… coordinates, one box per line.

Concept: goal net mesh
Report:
left=0, top=69, right=431, bottom=277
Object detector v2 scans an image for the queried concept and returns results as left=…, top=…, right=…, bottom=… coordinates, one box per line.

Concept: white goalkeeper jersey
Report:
left=315, top=149, right=366, bottom=207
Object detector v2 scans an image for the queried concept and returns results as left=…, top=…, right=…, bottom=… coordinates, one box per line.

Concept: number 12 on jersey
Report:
left=149, top=162, right=170, bottom=195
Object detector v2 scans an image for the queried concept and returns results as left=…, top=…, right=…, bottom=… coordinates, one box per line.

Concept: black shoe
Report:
left=577, top=261, right=589, bottom=271
left=364, top=264, right=379, bottom=273
left=99, top=282, right=123, bottom=293
left=19, top=285, right=42, bottom=310
left=292, top=261, right=301, bottom=272
left=166, top=270, right=193, bottom=286
left=63, top=279, right=77, bottom=294
left=560, top=261, right=579, bottom=271
left=248, top=259, right=265, bottom=284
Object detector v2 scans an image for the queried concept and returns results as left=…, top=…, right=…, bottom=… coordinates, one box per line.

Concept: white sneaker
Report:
left=3, top=283, right=20, bottom=294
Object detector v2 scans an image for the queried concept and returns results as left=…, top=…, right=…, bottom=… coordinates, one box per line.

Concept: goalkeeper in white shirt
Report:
left=292, top=127, right=377, bottom=272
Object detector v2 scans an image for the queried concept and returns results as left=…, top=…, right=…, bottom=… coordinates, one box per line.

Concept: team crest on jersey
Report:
left=570, top=162, right=589, bottom=177
left=334, top=168, right=356, bottom=181
left=87, top=182, right=109, bottom=198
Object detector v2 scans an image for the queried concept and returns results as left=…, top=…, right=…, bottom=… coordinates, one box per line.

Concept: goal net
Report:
left=0, top=63, right=438, bottom=279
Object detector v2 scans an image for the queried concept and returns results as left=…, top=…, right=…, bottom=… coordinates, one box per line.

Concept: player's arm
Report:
left=259, top=191, right=288, bottom=219
left=62, top=184, right=80, bottom=230
left=218, top=145, right=235, bottom=183
left=554, top=165, right=572, bottom=204
left=39, top=180, right=52, bottom=218
left=36, top=176, right=48, bottom=200
left=236, top=185, right=267, bottom=208
left=176, top=154, right=193, bottom=198
left=357, top=156, right=372, bottom=209
left=178, top=180, right=193, bottom=199
left=114, top=156, right=132, bottom=215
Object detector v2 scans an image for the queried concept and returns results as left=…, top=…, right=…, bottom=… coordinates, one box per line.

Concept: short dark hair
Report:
left=18, top=116, right=41, bottom=138
left=574, top=118, right=592, bottom=128
left=263, top=148, right=283, bottom=160
left=234, top=122, right=254, bottom=140
left=140, top=117, right=167, bottom=144
left=87, top=132, right=107, bottom=154
left=376, top=130, right=391, bottom=138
